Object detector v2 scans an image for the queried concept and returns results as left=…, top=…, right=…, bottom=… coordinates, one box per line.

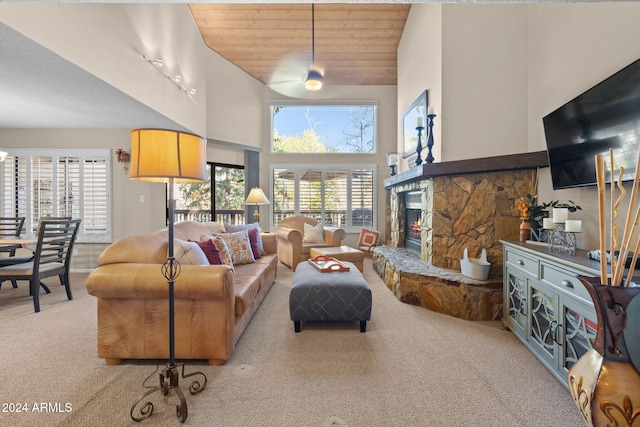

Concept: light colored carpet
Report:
left=0, top=260, right=584, bottom=426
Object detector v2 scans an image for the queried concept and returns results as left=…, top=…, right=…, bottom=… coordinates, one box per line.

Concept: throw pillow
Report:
left=357, top=228, right=380, bottom=249
left=215, top=230, right=256, bottom=266
left=246, top=227, right=262, bottom=260
left=174, top=239, right=209, bottom=265
left=303, top=222, right=324, bottom=243
left=225, top=222, right=264, bottom=255
left=207, top=236, right=235, bottom=271
left=194, top=239, right=223, bottom=265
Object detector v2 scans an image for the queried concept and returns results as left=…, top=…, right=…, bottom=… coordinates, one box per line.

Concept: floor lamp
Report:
left=245, top=187, right=270, bottom=223
left=128, top=129, right=208, bottom=423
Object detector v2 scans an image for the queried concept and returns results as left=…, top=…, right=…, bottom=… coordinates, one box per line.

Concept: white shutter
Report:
left=0, top=149, right=111, bottom=242
left=271, top=164, right=376, bottom=231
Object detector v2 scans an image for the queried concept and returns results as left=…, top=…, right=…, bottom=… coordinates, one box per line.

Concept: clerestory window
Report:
left=271, top=102, right=377, bottom=154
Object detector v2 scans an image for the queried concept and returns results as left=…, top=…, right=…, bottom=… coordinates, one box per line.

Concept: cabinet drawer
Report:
left=505, top=248, right=539, bottom=277
left=540, top=262, right=592, bottom=303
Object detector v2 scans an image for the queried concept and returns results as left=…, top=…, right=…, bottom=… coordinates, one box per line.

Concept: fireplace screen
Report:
left=406, top=208, right=421, bottom=240
left=404, top=191, right=422, bottom=253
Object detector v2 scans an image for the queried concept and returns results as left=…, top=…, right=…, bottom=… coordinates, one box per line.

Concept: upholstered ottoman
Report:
left=309, top=246, right=365, bottom=272
left=289, top=261, right=372, bottom=332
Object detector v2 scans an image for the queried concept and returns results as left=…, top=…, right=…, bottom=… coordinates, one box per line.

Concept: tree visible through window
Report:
left=271, top=104, right=376, bottom=154
left=175, top=163, right=245, bottom=225
left=271, top=165, right=375, bottom=231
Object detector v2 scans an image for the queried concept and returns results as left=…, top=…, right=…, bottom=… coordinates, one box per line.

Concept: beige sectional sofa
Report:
left=85, top=221, right=277, bottom=366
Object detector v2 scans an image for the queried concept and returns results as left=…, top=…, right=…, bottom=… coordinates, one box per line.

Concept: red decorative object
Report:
left=308, top=255, right=350, bottom=273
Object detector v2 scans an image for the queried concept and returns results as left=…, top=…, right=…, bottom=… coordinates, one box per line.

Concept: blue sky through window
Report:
left=272, top=104, right=375, bottom=153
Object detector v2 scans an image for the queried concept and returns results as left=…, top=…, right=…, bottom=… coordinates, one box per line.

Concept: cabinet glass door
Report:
left=506, top=270, right=527, bottom=335
left=562, top=300, right=597, bottom=373
left=529, top=283, right=558, bottom=364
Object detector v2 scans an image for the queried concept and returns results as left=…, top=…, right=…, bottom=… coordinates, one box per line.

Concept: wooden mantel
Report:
left=384, top=151, right=549, bottom=189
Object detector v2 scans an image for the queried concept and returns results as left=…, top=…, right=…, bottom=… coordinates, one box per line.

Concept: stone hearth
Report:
left=373, top=246, right=503, bottom=321
left=379, top=151, right=548, bottom=321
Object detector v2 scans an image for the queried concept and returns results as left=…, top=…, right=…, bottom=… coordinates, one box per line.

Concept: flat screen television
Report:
left=543, top=58, right=640, bottom=190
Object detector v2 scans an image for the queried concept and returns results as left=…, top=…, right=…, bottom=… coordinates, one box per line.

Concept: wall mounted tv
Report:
left=543, top=58, right=640, bottom=190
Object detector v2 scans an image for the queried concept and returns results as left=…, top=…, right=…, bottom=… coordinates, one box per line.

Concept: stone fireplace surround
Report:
left=375, top=151, right=548, bottom=321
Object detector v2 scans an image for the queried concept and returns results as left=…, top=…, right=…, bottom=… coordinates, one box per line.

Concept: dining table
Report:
left=0, top=236, right=46, bottom=293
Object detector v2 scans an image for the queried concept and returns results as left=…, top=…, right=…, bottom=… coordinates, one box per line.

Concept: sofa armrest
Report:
left=274, top=226, right=302, bottom=246
left=86, top=263, right=234, bottom=300
left=323, top=226, right=346, bottom=246
left=261, top=232, right=277, bottom=255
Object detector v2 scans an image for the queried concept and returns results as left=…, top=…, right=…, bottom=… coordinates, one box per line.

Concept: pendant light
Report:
left=304, top=4, right=323, bottom=91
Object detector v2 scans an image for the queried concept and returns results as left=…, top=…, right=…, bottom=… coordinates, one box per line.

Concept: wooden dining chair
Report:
left=0, top=216, right=26, bottom=289
left=0, top=219, right=81, bottom=312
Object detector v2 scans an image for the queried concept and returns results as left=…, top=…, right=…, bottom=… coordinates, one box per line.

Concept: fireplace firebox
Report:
left=404, top=191, right=422, bottom=253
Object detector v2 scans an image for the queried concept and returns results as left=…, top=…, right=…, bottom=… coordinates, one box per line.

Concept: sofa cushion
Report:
left=174, top=239, right=210, bottom=265
left=194, top=239, right=223, bottom=265
left=233, top=255, right=277, bottom=316
left=225, top=223, right=264, bottom=256
left=207, top=236, right=235, bottom=271
left=301, top=242, right=331, bottom=256
left=303, top=222, right=324, bottom=243
left=215, top=230, right=256, bottom=266
left=246, top=228, right=262, bottom=260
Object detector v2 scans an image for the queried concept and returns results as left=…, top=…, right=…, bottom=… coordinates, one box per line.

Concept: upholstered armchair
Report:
left=274, top=215, right=346, bottom=271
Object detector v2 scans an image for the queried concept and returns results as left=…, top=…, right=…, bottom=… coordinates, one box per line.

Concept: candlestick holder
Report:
left=415, top=126, right=424, bottom=167
left=426, top=113, right=437, bottom=164
left=547, top=223, right=578, bottom=255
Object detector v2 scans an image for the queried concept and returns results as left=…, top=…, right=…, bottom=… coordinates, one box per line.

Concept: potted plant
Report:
left=517, top=195, right=582, bottom=241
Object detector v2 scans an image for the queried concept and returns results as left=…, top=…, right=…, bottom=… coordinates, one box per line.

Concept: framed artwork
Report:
left=402, top=90, right=428, bottom=158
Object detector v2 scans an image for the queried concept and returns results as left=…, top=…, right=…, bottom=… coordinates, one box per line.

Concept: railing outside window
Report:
left=174, top=209, right=244, bottom=225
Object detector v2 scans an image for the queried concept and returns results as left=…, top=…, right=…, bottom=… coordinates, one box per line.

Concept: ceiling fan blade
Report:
left=267, top=53, right=311, bottom=98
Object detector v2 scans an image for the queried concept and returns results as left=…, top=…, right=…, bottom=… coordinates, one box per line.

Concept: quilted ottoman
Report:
left=289, top=261, right=372, bottom=332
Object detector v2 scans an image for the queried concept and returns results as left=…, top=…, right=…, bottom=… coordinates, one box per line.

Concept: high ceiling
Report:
left=0, top=3, right=410, bottom=129
left=189, top=3, right=411, bottom=90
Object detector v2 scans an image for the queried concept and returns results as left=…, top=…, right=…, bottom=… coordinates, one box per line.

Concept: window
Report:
left=0, top=149, right=111, bottom=243
left=271, top=164, right=375, bottom=231
left=175, top=163, right=246, bottom=225
left=271, top=103, right=376, bottom=154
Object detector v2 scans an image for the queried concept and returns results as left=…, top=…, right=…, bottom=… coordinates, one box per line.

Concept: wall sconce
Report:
left=115, top=148, right=130, bottom=172
left=143, top=55, right=196, bottom=96
left=386, top=152, right=399, bottom=176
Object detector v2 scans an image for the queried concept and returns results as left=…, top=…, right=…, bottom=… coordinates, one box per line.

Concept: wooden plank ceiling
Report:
left=188, top=4, right=411, bottom=89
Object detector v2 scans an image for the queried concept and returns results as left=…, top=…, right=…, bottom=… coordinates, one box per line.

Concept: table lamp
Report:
left=245, top=187, right=270, bottom=222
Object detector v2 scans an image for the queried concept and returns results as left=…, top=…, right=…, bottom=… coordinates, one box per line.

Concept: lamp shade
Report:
left=0, top=151, right=7, bottom=162
left=129, top=129, right=207, bottom=183
left=245, top=188, right=270, bottom=205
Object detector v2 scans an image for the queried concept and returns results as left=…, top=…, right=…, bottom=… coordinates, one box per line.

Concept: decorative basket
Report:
left=460, top=247, right=490, bottom=281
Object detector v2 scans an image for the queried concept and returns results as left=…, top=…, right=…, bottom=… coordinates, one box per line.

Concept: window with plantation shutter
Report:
left=0, top=149, right=111, bottom=243
left=271, top=164, right=376, bottom=231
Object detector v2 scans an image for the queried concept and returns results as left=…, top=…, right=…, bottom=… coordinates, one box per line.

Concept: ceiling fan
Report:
left=267, top=4, right=325, bottom=97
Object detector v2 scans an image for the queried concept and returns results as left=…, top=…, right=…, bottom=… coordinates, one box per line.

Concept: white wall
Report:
left=399, top=2, right=640, bottom=251
left=528, top=3, right=640, bottom=250
left=0, top=3, right=208, bottom=135
left=205, top=50, right=267, bottom=147
left=397, top=4, right=442, bottom=171
left=441, top=4, right=529, bottom=162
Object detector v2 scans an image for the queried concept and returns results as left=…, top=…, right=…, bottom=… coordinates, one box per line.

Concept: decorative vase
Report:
left=519, top=219, right=532, bottom=242
left=567, top=276, right=640, bottom=427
